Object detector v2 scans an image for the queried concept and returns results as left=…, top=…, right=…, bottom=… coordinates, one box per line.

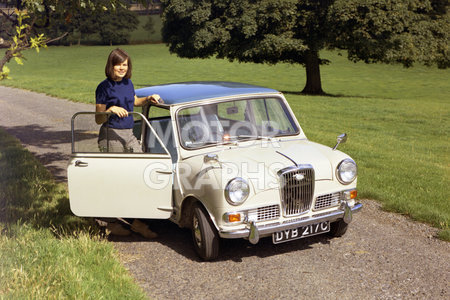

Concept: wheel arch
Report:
left=179, top=196, right=219, bottom=231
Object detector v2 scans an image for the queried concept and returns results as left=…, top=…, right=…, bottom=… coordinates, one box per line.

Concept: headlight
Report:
left=225, top=177, right=249, bottom=206
left=336, top=159, right=357, bottom=184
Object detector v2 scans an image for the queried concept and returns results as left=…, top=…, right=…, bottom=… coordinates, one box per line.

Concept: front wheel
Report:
left=328, top=219, right=348, bottom=237
left=191, top=203, right=220, bottom=260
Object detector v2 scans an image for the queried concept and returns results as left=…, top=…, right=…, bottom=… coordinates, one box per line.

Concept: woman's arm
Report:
left=134, top=94, right=163, bottom=107
left=95, top=104, right=129, bottom=125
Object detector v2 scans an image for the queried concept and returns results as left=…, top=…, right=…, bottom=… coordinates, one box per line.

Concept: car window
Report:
left=148, top=105, right=171, bottom=119
left=72, top=113, right=154, bottom=154
left=145, top=106, right=177, bottom=162
left=176, top=97, right=299, bottom=149
left=250, top=98, right=297, bottom=134
left=177, top=106, right=224, bottom=148
left=217, top=101, right=248, bottom=121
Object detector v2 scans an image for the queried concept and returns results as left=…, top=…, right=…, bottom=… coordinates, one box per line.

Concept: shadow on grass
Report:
left=2, top=124, right=97, bottom=182
left=0, top=128, right=96, bottom=236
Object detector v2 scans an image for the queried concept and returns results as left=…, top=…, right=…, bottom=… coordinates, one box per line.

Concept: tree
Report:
left=40, top=3, right=139, bottom=46
left=0, top=0, right=132, bottom=79
left=0, top=9, right=49, bottom=79
left=161, top=0, right=449, bottom=94
left=38, top=4, right=97, bottom=46
left=97, top=6, right=139, bottom=45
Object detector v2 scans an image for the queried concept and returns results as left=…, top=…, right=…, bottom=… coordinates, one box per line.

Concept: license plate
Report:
left=272, top=221, right=330, bottom=244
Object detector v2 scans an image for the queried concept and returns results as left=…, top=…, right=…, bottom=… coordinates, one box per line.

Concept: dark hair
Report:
left=105, top=48, right=132, bottom=80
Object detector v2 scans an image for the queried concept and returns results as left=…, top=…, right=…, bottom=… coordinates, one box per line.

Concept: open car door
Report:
left=67, top=112, right=173, bottom=219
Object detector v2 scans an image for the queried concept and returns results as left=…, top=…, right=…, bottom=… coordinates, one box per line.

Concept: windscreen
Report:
left=177, top=97, right=299, bottom=149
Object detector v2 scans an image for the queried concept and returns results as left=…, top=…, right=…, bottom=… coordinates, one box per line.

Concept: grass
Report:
left=0, top=128, right=147, bottom=299
left=1, top=44, right=449, bottom=241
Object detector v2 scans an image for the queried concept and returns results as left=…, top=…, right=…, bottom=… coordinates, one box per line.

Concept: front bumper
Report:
left=219, top=201, right=362, bottom=244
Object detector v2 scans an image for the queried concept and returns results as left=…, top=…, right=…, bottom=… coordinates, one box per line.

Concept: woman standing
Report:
left=95, top=48, right=162, bottom=238
left=95, top=48, right=161, bottom=152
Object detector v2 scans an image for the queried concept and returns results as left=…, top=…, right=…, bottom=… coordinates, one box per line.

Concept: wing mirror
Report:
left=333, top=133, right=347, bottom=150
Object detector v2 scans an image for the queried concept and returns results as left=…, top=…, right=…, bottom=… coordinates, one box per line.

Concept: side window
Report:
left=148, top=106, right=171, bottom=119
left=71, top=113, right=102, bottom=153
left=177, top=107, right=205, bottom=147
left=72, top=112, right=159, bottom=154
left=146, top=106, right=178, bottom=162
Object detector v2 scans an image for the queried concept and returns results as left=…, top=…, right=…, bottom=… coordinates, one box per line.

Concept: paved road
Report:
left=0, top=86, right=92, bottom=181
left=1, top=85, right=449, bottom=299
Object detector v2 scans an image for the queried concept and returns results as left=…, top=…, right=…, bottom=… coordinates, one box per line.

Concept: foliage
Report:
left=0, top=0, right=143, bottom=79
left=97, top=6, right=140, bottom=45
left=331, top=0, right=449, bottom=69
left=40, top=3, right=140, bottom=46
left=0, top=66, right=11, bottom=80
left=0, top=10, right=48, bottom=80
left=161, top=0, right=449, bottom=93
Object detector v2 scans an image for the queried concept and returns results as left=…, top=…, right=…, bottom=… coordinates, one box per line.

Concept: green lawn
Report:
left=0, top=129, right=147, bottom=299
left=1, top=44, right=449, bottom=241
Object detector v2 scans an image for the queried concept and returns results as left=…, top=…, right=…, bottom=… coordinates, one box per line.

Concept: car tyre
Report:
left=328, top=219, right=348, bottom=237
left=191, top=203, right=220, bottom=260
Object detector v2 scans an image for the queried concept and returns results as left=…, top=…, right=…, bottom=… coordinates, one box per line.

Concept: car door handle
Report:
left=75, top=160, right=88, bottom=167
left=156, top=170, right=172, bottom=174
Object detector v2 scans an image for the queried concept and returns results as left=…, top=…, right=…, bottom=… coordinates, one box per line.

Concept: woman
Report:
left=96, top=48, right=161, bottom=152
left=95, top=48, right=161, bottom=238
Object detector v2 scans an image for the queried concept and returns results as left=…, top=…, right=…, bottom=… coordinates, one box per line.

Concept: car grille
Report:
left=314, top=192, right=341, bottom=210
left=247, top=205, right=280, bottom=222
left=279, top=166, right=315, bottom=217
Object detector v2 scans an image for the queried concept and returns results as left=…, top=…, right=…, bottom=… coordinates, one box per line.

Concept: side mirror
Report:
left=333, top=133, right=347, bottom=150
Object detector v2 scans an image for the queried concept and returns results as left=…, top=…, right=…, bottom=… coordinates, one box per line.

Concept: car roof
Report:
left=135, top=81, right=279, bottom=106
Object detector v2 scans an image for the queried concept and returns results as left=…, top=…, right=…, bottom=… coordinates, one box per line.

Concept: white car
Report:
left=68, top=81, right=361, bottom=260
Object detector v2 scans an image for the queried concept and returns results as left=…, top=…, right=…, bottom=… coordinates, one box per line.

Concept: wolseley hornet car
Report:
left=68, top=81, right=361, bottom=260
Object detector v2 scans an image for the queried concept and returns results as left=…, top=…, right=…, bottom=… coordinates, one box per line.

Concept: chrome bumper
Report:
left=219, top=202, right=362, bottom=244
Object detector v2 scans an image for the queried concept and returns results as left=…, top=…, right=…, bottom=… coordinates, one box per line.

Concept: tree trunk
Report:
left=0, top=50, right=14, bottom=72
left=302, top=49, right=324, bottom=95
left=0, top=56, right=8, bottom=72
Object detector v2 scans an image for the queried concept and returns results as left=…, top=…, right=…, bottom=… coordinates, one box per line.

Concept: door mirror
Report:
left=333, top=133, right=347, bottom=150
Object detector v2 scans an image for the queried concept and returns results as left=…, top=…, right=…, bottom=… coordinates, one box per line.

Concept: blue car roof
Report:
left=135, top=81, right=279, bottom=105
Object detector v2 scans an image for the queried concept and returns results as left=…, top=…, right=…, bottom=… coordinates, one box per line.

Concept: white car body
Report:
left=68, top=82, right=361, bottom=260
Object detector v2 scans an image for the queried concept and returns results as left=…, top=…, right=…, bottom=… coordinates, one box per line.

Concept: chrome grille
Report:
left=314, top=192, right=341, bottom=210
left=279, top=166, right=315, bottom=217
left=247, top=205, right=280, bottom=221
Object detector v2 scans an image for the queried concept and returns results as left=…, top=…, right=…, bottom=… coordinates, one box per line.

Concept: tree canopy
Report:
left=162, top=0, right=449, bottom=94
left=41, top=3, right=139, bottom=46
left=0, top=0, right=137, bottom=79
